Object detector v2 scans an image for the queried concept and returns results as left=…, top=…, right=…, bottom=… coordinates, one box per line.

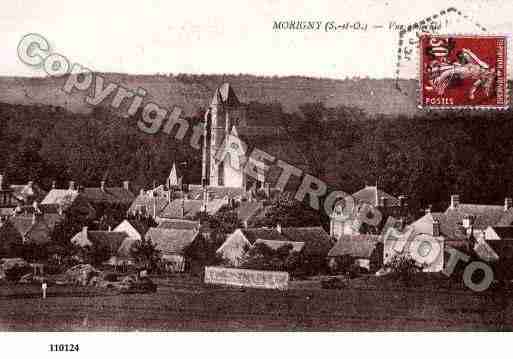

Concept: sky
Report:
left=1, top=0, right=512, bottom=79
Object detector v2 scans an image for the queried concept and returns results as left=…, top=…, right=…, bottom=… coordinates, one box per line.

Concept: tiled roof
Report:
left=13, top=204, right=75, bottom=232
left=119, top=219, right=150, bottom=237
left=15, top=203, right=61, bottom=215
left=412, top=206, right=505, bottom=240
left=82, top=187, right=135, bottom=205
left=116, top=237, right=140, bottom=259
left=497, top=208, right=513, bottom=226
left=146, top=185, right=167, bottom=197
left=474, top=241, right=499, bottom=262
left=42, top=190, right=80, bottom=210
left=241, top=226, right=333, bottom=256
left=488, top=226, right=513, bottom=239
left=71, top=230, right=128, bottom=255
left=44, top=213, right=65, bottom=231
left=0, top=208, right=14, bottom=216
left=411, top=212, right=465, bottom=240
left=145, top=227, right=198, bottom=255
left=237, top=201, right=264, bottom=223
left=352, top=186, right=400, bottom=207
left=445, top=203, right=504, bottom=229
left=9, top=217, right=35, bottom=236
left=10, top=183, right=47, bottom=203
left=210, top=83, right=240, bottom=107
left=157, top=219, right=200, bottom=230
left=187, top=185, right=247, bottom=200
left=328, top=235, right=382, bottom=258
left=158, top=198, right=227, bottom=219
left=9, top=215, right=53, bottom=245
left=254, top=239, right=305, bottom=252
left=445, top=204, right=506, bottom=230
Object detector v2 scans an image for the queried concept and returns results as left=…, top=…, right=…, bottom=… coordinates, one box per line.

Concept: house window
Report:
left=1, top=193, right=12, bottom=207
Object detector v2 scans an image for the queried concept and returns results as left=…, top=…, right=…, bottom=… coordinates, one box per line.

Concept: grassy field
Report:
left=0, top=275, right=511, bottom=331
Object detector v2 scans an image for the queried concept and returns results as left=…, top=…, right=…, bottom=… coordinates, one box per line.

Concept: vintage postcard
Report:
left=1, top=0, right=513, bottom=357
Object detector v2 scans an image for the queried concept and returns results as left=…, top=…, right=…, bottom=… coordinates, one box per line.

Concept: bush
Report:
left=239, top=242, right=305, bottom=273
left=4, top=264, right=31, bottom=282
left=384, top=254, right=422, bottom=282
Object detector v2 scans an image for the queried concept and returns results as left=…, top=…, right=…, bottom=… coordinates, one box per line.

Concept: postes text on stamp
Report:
left=419, top=34, right=507, bottom=109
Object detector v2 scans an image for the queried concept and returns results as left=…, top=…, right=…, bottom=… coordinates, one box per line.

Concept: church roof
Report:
left=211, top=83, right=240, bottom=107
left=352, top=186, right=400, bottom=207
left=168, top=163, right=182, bottom=187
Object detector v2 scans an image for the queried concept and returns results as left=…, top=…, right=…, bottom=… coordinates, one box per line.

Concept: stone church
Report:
left=201, top=83, right=273, bottom=192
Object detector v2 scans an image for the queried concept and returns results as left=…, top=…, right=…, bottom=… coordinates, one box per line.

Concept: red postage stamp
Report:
left=419, top=34, right=507, bottom=109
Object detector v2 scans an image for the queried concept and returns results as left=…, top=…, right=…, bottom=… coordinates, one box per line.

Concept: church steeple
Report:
left=203, top=83, right=247, bottom=188
left=168, top=162, right=182, bottom=189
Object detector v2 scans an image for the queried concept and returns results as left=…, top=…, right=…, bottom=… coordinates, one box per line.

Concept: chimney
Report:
left=425, top=204, right=432, bottom=214
left=180, top=199, right=185, bottom=218
left=139, top=188, right=145, bottom=196
left=462, top=214, right=474, bottom=229
left=58, top=203, right=63, bottom=216
left=398, top=195, right=408, bottom=207
left=108, top=225, right=112, bottom=232
left=33, top=200, right=41, bottom=214
left=82, top=226, right=88, bottom=240
left=380, top=196, right=388, bottom=208
left=0, top=174, right=3, bottom=190
left=202, top=187, right=208, bottom=213
left=276, top=223, right=282, bottom=234
left=100, top=180, right=106, bottom=192
left=450, top=194, right=459, bottom=209
left=123, top=180, right=130, bottom=192
left=27, top=181, right=33, bottom=189
left=52, top=181, right=57, bottom=189
left=505, top=197, right=512, bottom=211
left=69, top=181, right=76, bottom=191
left=433, top=219, right=441, bottom=237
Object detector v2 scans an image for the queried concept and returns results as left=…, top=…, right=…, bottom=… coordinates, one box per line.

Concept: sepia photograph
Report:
left=1, top=0, right=513, bottom=356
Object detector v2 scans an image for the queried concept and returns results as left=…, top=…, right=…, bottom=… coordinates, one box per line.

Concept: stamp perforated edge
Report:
left=417, top=33, right=510, bottom=111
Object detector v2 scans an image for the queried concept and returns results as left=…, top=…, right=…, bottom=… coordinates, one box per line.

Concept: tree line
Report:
left=1, top=99, right=513, bottom=217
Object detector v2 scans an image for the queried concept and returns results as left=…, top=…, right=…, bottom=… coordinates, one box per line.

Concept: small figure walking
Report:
left=42, top=281, right=47, bottom=299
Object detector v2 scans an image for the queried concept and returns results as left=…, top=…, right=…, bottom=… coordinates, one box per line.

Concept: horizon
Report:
left=0, top=72, right=418, bottom=81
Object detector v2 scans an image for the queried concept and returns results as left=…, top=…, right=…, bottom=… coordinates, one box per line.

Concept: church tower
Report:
left=202, top=83, right=246, bottom=188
